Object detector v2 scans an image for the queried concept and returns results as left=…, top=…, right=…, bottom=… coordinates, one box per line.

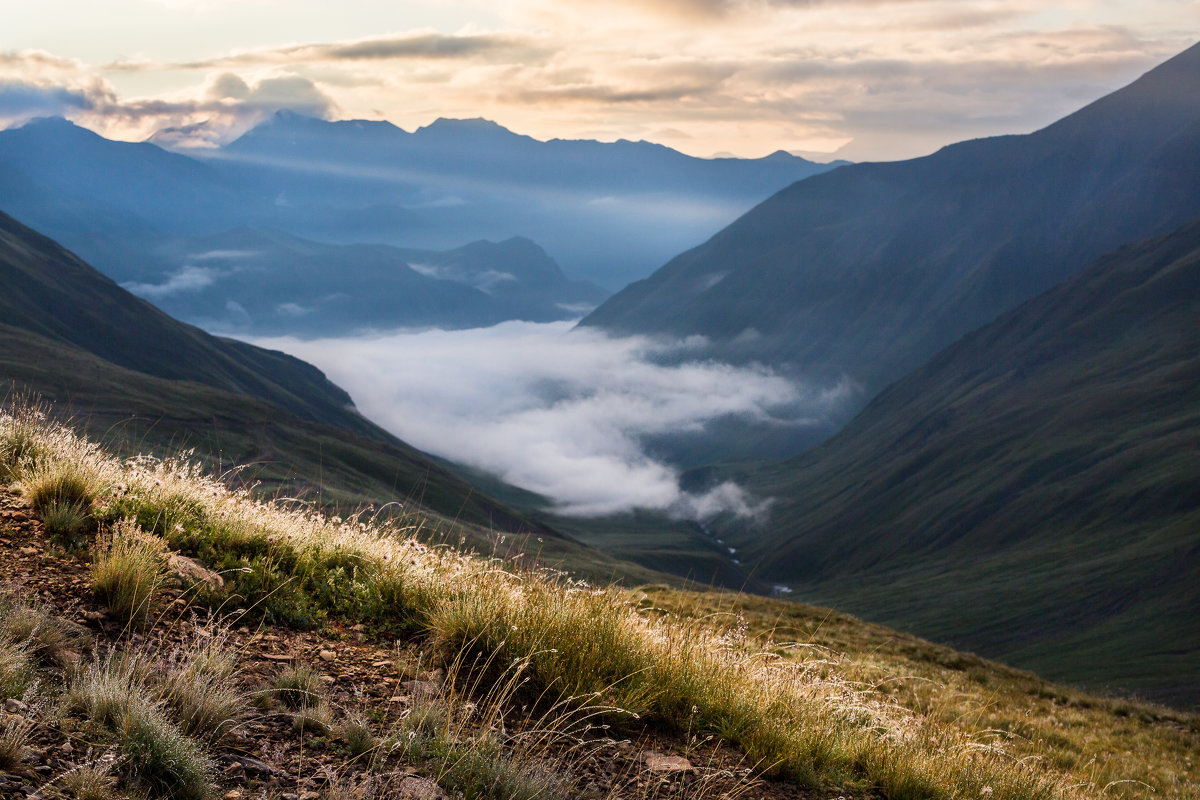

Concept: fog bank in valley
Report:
left=250, top=321, right=849, bottom=518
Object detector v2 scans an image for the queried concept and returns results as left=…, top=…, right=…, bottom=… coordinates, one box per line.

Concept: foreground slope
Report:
left=584, top=41, right=1200, bottom=401
left=4, top=406, right=1195, bottom=800
left=714, top=219, right=1200, bottom=705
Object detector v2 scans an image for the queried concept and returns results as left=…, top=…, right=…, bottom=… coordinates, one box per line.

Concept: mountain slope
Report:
left=0, top=211, right=371, bottom=433
left=712, top=219, right=1200, bottom=704
left=0, top=210, right=642, bottom=567
left=583, top=41, right=1200, bottom=398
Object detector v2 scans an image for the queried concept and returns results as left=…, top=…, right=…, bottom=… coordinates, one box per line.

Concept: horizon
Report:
left=1, top=1, right=1195, bottom=161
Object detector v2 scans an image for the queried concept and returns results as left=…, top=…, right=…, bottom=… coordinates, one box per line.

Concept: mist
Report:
left=249, top=321, right=848, bottom=518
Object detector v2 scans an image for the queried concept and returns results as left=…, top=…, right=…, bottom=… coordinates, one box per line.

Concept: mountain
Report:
left=89, top=228, right=607, bottom=335
left=0, top=209, right=636, bottom=571
left=191, top=111, right=847, bottom=288
left=707, top=219, right=1200, bottom=705
left=583, top=41, right=1200, bottom=405
left=0, top=116, right=840, bottom=328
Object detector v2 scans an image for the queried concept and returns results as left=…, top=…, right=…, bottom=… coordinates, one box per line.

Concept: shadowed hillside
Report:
left=708, top=218, right=1200, bottom=706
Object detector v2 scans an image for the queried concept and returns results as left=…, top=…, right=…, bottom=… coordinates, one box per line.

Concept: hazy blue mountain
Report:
left=200, top=112, right=846, bottom=288
left=583, top=41, right=1200, bottom=408
left=705, top=219, right=1200, bottom=704
left=79, top=228, right=607, bottom=335
left=0, top=115, right=840, bottom=330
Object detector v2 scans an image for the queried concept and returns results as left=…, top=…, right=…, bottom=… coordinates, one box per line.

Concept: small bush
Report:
left=274, top=664, right=323, bottom=710
left=155, top=628, right=242, bottom=740
left=91, top=520, right=167, bottom=624
left=59, top=759, right=118, bottom=800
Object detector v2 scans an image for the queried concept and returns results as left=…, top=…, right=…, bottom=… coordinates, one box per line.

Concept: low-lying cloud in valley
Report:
left=250, top=321, right=847, bottom=518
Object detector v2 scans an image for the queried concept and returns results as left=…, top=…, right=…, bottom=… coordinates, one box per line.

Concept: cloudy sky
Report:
left=1, top=0, right=1194, bottom=159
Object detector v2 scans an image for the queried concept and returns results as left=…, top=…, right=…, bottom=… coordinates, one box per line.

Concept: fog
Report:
left=250, top=321, right=846, bottom=518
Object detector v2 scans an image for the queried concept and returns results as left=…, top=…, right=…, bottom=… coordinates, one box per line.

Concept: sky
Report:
left=0, top=0, right=1195, bottom=160
left=250, top=321, right=851, bottom=519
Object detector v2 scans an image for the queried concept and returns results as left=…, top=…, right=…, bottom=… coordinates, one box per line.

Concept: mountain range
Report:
left=0, top=113, right=842, bottom=335
left=583, top=41, right=1200, bottom=412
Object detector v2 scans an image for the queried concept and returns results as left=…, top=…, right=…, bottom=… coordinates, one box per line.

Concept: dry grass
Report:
left=69, top=650, right=215, bottom=800
left=4, top=401, right=1192, bottom=800
left=90, top=519, right=168, bottom=624
left=154, top=626, right=243, bottom=741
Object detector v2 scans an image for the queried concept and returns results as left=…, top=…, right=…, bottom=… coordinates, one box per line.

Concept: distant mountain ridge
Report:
left=583, top=41, right=1200, bottom=407
left=707, top=218, right=1200, bottom=704
left=0, top=112, right=844, bottom=317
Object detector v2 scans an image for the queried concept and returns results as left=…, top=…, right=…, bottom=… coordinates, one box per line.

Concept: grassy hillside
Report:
left=2, top=402, right=1195, bottom=800
left=710, top=219, right=1200, bottom=706
left=583, top=41, right=1200, bottom=403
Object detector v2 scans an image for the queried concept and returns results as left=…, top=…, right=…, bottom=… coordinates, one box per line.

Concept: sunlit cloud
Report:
left=249, top=321, right=851, bottom=518
left=0, top=1, right=1193, bottom=158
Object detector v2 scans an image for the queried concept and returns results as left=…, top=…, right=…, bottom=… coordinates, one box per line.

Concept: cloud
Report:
left=248, top=321, right=848, bottom=518
left=122, top=265, right=221, bottom=299
left=120, top=31, right=556, bottom=70
left=0, top=4, right=1190, bottom=159
left=0, top=83, right=93, bottom=117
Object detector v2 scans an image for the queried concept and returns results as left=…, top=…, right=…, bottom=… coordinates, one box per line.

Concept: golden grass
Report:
left=4, top=402, right=1191, bottom=799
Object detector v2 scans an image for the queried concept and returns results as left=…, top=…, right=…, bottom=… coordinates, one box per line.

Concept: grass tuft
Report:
left=154, top=626, right=242, bottom=740
left=274, top=664, right=324, bottom=710
left=90, top=519, right=167, bottom=624
left=0, top=598, right=87, bottom=668
left=0, top=709, right=32, bottom=768
left=0, top=637, right=34, bottom=700
left=59, top=759, right=119, bottom=800
left=69, top=650, right=214, bottom=800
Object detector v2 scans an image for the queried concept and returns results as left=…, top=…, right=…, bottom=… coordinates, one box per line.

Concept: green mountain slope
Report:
left=712, top=219, right=1200, bottom=705
left=582, top=41, right=1200, bottom=403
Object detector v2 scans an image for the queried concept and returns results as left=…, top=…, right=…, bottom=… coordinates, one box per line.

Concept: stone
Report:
left=4, top=698, right=29, bottom=715
left=394, top=776, right=448, bottom=800
left=168, top=553, right=225, bottom=591
left=641, top=751, right=694, bottom=773
left=238, top=755, right=278, bottom=777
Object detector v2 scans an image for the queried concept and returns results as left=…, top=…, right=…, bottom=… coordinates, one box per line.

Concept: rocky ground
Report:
left=0, top=488, right=848, bottom=800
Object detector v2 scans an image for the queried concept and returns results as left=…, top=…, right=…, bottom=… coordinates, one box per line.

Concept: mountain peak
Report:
left=416, top=117, right=516, bottom=137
